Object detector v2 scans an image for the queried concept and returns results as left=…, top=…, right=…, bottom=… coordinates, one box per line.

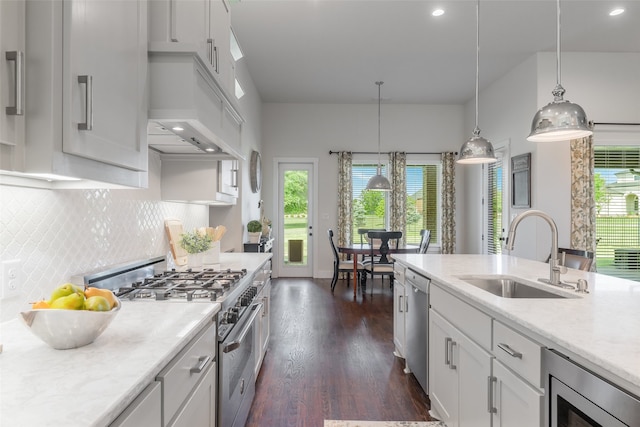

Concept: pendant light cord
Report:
left=473, top=0, right=480, bottom=135
left=556, top=0, right=561, bottom=87
left=376, top=81, right=383, bottom=168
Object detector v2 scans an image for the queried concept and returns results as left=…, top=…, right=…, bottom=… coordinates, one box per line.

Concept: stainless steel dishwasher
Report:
left=405, top=268, right=430, bottom=393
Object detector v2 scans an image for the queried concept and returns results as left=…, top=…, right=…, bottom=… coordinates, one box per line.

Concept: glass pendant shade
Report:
left=366, top=166, right=391, bottom=190
left=527, top=86, right=592, bottom=142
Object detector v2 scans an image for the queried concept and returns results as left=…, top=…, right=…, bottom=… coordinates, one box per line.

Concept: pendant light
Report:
left=457, top=0, right=497, bottom=164
left=366, top=81, right=392, bottom=191
left=527, top=0, right=591, bottom=142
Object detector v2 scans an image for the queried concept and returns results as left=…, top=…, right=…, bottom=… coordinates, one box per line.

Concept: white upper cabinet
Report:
left=149, top=0, right=234, bottom=97
left=18, top=0, right=148, bottom=187
left=0, top=0, right=26, bottom=172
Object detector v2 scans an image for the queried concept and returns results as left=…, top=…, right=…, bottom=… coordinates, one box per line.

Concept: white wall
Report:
left=260, top=103, right=464, bottom=278
left=462, top=52, right=640, bottom=261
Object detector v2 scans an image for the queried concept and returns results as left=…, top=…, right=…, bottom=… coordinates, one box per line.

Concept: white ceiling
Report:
left=230, top=0, right=639, bottom=105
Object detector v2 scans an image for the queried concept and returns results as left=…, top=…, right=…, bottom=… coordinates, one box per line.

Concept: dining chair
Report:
left=418, top=229, right=431, bottom=254
left=362, top=230, right=403, bottom=294
left=546, top=247, right=594, bottom=271
left=328, top=229, right=364, bottom=293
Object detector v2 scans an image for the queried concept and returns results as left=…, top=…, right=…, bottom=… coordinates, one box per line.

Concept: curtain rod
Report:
left=594, top=122, right=640, bottom=126
left=329, top=150, right=457, bottom=155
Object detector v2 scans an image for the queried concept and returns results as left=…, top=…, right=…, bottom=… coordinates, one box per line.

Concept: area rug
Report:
left=324, top=421, right=445, bottom=427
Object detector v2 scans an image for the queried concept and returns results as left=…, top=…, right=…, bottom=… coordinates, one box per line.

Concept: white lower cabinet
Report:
left=170, top=361, right=216, bottom=427
left=429, top=283, right=544, bottom=427
left=392, top=264, right=406, bottom=358
left=491, top=360, right=543, bottom=427
left=429, top=309, right=492, bottom=427
left=255, top=277, right=271, bottom=378
left=110, top=382, right=162, bottom=427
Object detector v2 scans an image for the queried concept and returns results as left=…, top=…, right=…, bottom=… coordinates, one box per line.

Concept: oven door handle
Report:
left=222, top=302, right=263, bottom=353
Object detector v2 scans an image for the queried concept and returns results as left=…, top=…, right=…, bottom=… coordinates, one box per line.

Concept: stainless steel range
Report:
left=72, top=256, right=268, bottom=427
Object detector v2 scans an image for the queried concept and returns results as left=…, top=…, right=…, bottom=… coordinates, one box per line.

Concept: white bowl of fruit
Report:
left=20, top=284, right=121, bottom=350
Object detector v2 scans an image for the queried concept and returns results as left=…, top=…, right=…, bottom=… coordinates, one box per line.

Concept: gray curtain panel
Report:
left=337, top=151, right=353, bottom=257
left=390, top=151, right=407, bottom=244
left=570, top=134, right=597, bottom=270
left=441, top=152, right=456, bottom=254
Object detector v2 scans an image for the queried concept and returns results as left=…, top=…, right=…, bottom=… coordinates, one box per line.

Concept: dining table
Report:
left=338, top=243, right=419, bottom=297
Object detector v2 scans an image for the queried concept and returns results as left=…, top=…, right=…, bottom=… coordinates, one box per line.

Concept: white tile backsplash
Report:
left=0, top=154, right=208, bottom=322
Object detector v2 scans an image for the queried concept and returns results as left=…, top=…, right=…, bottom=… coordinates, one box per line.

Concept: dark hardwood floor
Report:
left=246, top=276, right=433, bottom=427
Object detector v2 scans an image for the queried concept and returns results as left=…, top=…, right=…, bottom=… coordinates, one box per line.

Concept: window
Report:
left=405, top=162, right=441, bottom=245
left=594, top=146, right=640, bottom=280
left=351, top=158, right=441, bottom=246
left=487, top=156, right=504, bottom=254
left=352, top=163, right=388, bottom=243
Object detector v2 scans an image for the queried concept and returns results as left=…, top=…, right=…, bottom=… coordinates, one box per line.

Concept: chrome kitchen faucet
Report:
left=506, top=210, right=571, bottom=288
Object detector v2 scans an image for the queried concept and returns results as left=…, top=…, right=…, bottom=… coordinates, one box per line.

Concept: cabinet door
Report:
left=393, top=281, right=406, bottom=357
left=62, top=0, right=147, bottom=171
left=170, top=361, right=216, bottom=427
left=110, top=382, right=162, bottom=427
left=172, top=0, right=208, bottom=46
left=208, top=0, right=232, bottom=90
left=457, top=330, right=492, bottom=427
left=0, top=0, right=25, bottom=170
left=492, top=360, right=543, bottom=427
left=429, top=310, right=458, bottom=427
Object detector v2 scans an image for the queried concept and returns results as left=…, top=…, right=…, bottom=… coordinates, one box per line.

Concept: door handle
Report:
left=77, top=75, right=93, bottom=130
left=189, top=355, right=211, bottom=374
left=169, top=0, right=178, bottom=41
left=5, top=51, right=24, bottom=116
left=449, top=341, right=457, bottom=370
left=398, top=295, right=403, bottom=312
left=487, top=375, right=497, bottom=414
left=497, top=343, right=523, bottom=359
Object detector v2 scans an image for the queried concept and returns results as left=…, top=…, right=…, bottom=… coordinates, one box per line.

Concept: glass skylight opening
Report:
left=235, top=79, right=245, bottom=99
left=609, top=8, right=625, bottom=16
left=230, top=28, right=244, bottom=61
left=432, top=8, right=445, bottom=17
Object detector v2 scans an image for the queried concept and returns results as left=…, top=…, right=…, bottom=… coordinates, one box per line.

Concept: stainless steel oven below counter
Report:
left=543, top=348, right=640, bottom=426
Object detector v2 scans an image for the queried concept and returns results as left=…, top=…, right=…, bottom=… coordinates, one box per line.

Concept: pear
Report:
left=49, top=283, right=84, bottom=304
left=84, top=296, right=110, bottom=312
left=84, top=287, right=117, bottom=309
left=50, top=292, right=85, bottom=310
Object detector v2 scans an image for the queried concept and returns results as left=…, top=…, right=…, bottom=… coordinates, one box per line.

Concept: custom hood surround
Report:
left=147, top=46, right=244, bottom=160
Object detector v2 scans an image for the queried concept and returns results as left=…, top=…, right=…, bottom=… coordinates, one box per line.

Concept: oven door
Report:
left=544, top=348, right=640, bottom=427
left=218, top=302, right=262, bottom=427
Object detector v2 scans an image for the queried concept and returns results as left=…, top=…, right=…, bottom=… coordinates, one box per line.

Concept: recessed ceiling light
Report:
left=205, top=147, right=216, bottom=152
left=609, top=8, right=625, bottom=16
left=172, top=126, right=184, bottom=131
left=432, top=8, right=445, bottom=17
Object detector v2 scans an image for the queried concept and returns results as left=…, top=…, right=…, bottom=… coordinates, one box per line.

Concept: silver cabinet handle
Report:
left=207, top=38, right=214, bottom=65
left=398, top=295, right=403, bottom=313
left=169, top=0, right=178, bottom=41
left=190, top=355, right=210, bottom=374
left=214, top=45, right=219, bottom=73
left=449, top=341, right=457, bottom=370
left=497, top=343, right=523, bottom=359
left=444, top=337, right=452, bottom=367
left=487, top=376, right=497, bottom=413
left=5, top=51, right=24, bottom=116
left=77, top=75, right=93, bottom=130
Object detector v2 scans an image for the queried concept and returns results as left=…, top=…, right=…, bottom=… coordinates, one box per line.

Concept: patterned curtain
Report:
left=337, top=151, right=353, bottom=251
left=390, top=152, right=407, bottom=244
left=570, top=134, right=597, bottom=270
left=441, top=152, right=456, bottom=254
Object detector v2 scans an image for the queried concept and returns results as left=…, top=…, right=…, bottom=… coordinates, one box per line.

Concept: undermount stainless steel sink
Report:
left=457, top=275, right=571, bottom=299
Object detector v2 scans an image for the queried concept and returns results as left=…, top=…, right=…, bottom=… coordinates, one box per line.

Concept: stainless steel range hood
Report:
left=148, top=46, right=244, bottom=161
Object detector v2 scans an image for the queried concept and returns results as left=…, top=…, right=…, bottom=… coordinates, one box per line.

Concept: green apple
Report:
left=48, top=283, right=84, bottom=304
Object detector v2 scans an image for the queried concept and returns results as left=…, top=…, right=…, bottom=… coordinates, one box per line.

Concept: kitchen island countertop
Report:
left=0, top=253, right=272, bottom=426
left=392, top=254, right=640, bottom=398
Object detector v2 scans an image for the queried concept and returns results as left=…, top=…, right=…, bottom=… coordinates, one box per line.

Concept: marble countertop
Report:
left=392, top=254, right=640, bottom=397
left=0, top=253, right=272, bottom=426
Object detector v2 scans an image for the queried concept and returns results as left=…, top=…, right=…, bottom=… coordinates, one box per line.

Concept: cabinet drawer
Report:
left=430, top=284, right=491, bottom=350
left=157, top=321, right=216, bottom=426
left=493, top=320, right=542, bottom=388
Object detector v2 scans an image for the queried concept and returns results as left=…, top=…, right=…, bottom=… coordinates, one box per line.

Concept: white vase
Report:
left=188, top=252, right=203, bottom=269
left=248, top=232, right=261, bottom=243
